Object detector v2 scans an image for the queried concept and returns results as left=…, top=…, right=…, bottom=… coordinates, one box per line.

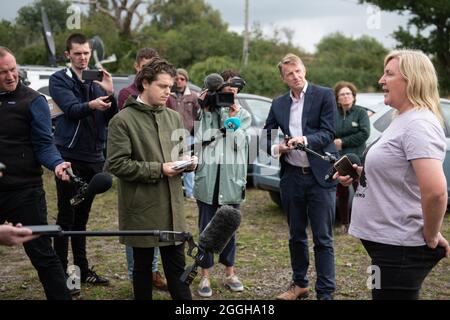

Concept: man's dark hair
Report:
left=221, top=69, right=240, bottom=82
left=0, top=46, right=14, bottom=58
left=66, top=33, right=90, bottom=52
left=135, top=57, right=176, bottom=92
left=135, top=47, right=159, bottom=64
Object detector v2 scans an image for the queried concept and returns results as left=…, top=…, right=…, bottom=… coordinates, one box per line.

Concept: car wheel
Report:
left=269, top=191, right=282, bottom=207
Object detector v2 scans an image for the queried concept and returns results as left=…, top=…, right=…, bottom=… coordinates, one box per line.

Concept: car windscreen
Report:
left=239, top=98, right=271, bottom=127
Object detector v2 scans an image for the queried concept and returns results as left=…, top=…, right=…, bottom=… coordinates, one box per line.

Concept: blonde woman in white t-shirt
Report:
left=335, top=49, right=450, bottom=300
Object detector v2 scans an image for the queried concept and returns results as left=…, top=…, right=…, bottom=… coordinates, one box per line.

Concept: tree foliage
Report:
left=5, top=0, right=395, bottom=98
left=74, top=0, right=148, bottom=37
left=359, top=0, right=450, bottom=94
left=308, top=33, right=388, bottom=92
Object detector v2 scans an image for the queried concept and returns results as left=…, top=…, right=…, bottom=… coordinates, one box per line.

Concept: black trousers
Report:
left=362, top=239, right=446, bottom=300
left=0, top=186, right=71, bottom=300
left=53, top=159, right=104, bottom=278
left=132, top=244, right=192, bottom=300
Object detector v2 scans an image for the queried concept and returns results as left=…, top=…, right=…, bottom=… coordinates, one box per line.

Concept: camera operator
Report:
left=49, top=33, right=118, bottom=286
left=194, top=70, right=250, bottom=298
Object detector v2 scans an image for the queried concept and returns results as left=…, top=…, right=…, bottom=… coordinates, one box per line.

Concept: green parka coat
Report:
left=106, top=96, right=187, bottom=247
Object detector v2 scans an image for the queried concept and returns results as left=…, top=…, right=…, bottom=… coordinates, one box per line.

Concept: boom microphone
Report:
left=198, top=205, right=241, bottom=254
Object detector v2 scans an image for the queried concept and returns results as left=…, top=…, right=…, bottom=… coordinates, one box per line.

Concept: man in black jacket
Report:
left=0, top=46, right=72, bottom=299
left=49, top=33, right=117, bottom=285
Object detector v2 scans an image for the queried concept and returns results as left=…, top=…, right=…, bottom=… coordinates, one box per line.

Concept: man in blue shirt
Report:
left=0, top=46, right=72, bottom=299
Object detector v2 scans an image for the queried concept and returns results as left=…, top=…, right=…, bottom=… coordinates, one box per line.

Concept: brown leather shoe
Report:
left=152, top=271, right=168, bottom=291
left=276, top=284, right=309, bottom=300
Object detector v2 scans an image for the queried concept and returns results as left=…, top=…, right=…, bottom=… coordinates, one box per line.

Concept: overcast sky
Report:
left=1, top=0, right=410, bottom=53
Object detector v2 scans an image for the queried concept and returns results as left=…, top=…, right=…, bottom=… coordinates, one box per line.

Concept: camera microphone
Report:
left=203, top=73, right=225, bottom=92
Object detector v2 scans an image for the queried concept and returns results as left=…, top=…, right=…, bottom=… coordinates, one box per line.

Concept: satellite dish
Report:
left=91, top=36, right=105, bottom=62
left=91, top=35, right=117, bottom=68
left=41, top=7, right=57, bottom=67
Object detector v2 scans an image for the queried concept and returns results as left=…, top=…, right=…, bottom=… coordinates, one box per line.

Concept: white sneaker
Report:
left=224, top=274, right=244, bottom=292
left=197, top=276, right=212, bottom=297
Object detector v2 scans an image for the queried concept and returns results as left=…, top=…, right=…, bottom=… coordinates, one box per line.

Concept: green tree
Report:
left=0, top=20, right=20, bottom=52
left=16, top=0, right=70, bottom=35
left=359, top=0, right=450, bottom=94
left=77, top=0, right=149, bottom=37
left=309, top=33, right=388, bottom=92
left=149, top=0, right=226, bottom=32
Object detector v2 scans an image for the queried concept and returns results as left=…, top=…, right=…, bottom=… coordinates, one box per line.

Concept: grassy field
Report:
left=0, top=170, right=449, bottom=300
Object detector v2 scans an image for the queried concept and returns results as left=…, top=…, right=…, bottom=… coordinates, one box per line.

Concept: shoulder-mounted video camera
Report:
left=199, top=73, right=246, bottom=111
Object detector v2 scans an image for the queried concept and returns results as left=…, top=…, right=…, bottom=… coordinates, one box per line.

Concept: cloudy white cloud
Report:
left=205, top=0, right=410, bottom=52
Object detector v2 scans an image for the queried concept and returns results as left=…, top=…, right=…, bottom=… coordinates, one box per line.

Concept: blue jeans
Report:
left=280, top=164, right=336, bottom=299
left=361, top=239, right=446, bottom=300
left=183, top=135, right=195, bottom=197
left=126, top=245, right=160, bottom=280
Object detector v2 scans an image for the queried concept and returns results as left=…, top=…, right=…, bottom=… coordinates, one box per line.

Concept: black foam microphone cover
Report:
left=86, top=172, right=113, bottom=197
left=203, top=73, right=225, bottom=92
left=199, top=205, right=241, bottom=254
left=345, top=153, right=362, bottom=166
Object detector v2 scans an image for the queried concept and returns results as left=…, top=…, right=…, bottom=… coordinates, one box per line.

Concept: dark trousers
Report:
left=0, top=187, right=71, bottom=300
left=197, top=200, right=240, bottom=269
left=132, top=244, right=192, bottom=300
left=280, top=164, right=336, bottom=298
left=53, top=159, right=104, bottom=278
left=361, top=239, right=446, bottom=300
left=336, top=181, right=358, bottom=226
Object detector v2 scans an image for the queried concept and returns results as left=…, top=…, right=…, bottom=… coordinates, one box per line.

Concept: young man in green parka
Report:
left=105, top=58, right=196, bottom=300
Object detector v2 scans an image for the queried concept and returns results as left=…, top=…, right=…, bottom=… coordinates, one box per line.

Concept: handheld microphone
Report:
left=223, top=117, right=241, bottom=132
left=66, top=168, right=113, bottom=206
left=294, top=142, right=338, bottom=163
left=219, top=117, right=241, bottom=135
left=185, top=118, right=242, bottom=156
left=198, top=205, right=241, bottom=254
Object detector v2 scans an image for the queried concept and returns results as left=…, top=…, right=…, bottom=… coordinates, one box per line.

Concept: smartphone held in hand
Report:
left=81, top=70, right=104, bottom=82
left=333, top=155, right=359, bottom=180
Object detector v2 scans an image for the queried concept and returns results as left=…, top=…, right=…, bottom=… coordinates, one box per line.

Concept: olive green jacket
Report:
left=193, top=106, right=251, bottom=205
left=105, top=96, right=186, bottom=247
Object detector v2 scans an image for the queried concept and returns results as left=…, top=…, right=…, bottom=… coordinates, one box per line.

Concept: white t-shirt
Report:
left=349, top=108, right=446, bottom=246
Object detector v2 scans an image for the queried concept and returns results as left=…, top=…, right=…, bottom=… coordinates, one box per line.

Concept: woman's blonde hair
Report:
left=384, top=49, right=443, bottom=124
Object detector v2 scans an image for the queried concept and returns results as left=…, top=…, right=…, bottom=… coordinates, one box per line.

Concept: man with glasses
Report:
left=166, top=68, right=200, bottom=201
